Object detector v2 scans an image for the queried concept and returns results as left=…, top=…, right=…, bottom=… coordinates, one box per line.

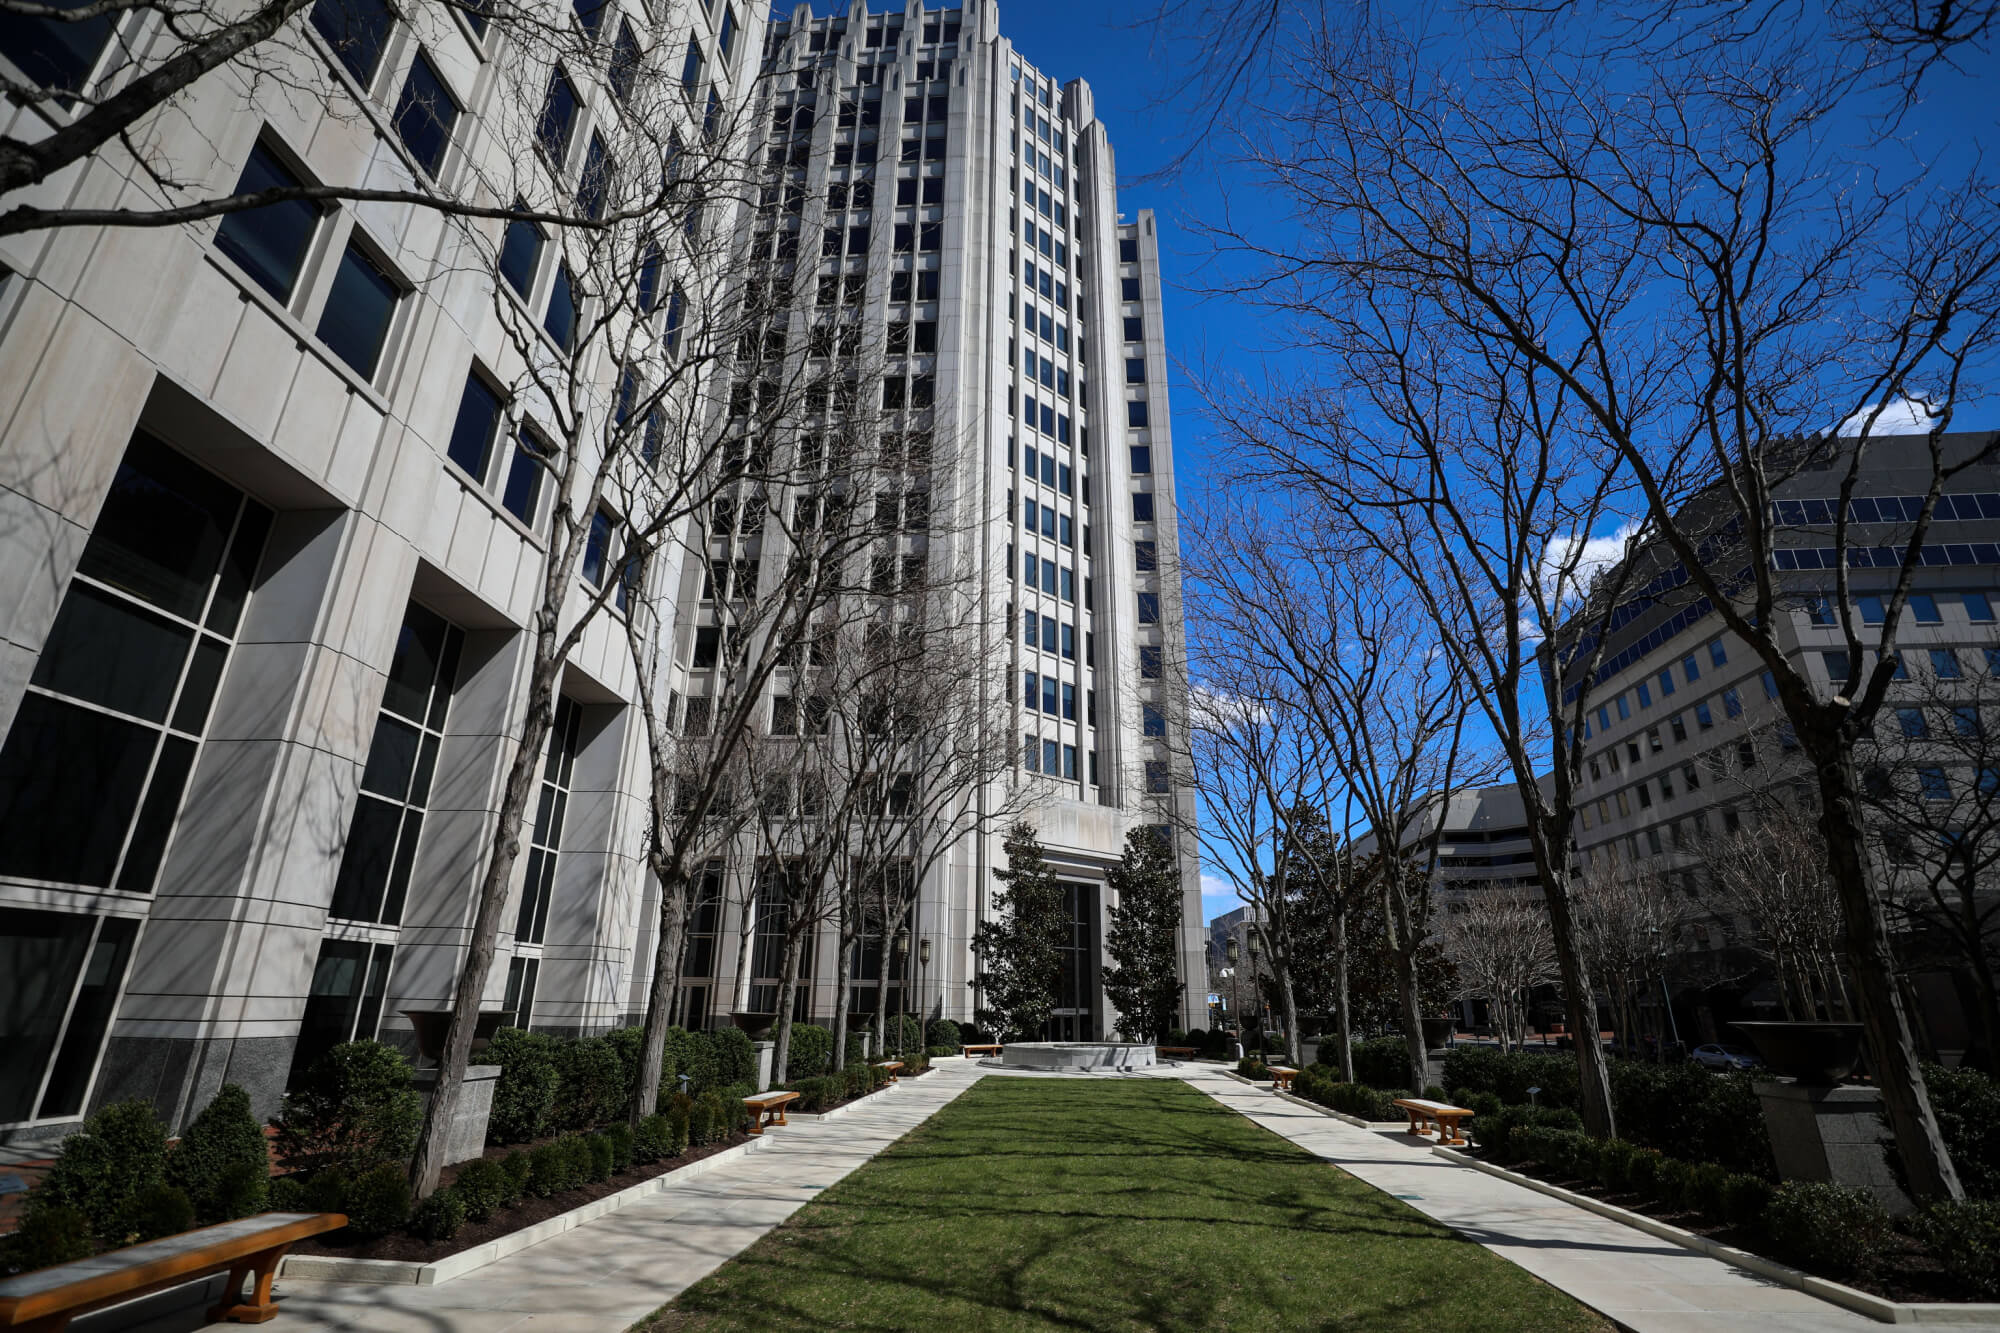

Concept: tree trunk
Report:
left=1332, top=904, right=1354, bottom=1081
left=1810, top=738, right=1963, bottom=1202
left=831, top=889, right=856, bottom=1073
left=1539, top=853, right=1617, bottom=1139
left=409, top=655, right=560, bottom=1198
left=1383, top=880, right=1427, bottom=1092
left=1276, top=950, right=1303, bottom=1069
left=630, top=858, right=690, bottom=1127
left=771, top=925, right=804, bottom=1084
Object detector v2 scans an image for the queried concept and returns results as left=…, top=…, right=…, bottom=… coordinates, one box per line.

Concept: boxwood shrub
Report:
left=274, top=1041, right=421, bottom=1177
left=1915, top=1199, right=2000, bottom=1298
left=484, top=1029, right=562, bottom=1145
left=1764, top=1181, right=1891, bottom=1278
left=785, top=1024, right=833, bottom=1079
left=166, top=1083, right=269, bottom=1225
left=29, top=1100, right=171, bottom=1249
left=452, top=1157, right=508, bottom=1222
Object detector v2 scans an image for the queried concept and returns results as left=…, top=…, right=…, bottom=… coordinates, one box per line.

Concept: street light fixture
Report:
left=894, top=928, right=910, bottom=1053
left=1225, top=937, right=1241, bottom=1047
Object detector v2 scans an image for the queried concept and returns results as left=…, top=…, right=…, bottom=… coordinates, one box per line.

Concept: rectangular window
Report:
left=1897, top=706, right=1930, bottom=738
left=1636, top=681, right=1652, bottom=709
left=1062, top=682, right=1076, bottom=720
left=0, top=433, right=271, bottom=894
left=537, top=69, right=580, bottom=162
left=503, top=956, right=540, bottom=1030
left=447, top=370, right=504, bottom=482
left=0, top=0, right=117, bottom=94
left=579, top=133, right=612, bottom=220
left=1965, top=591, right=1996, bottom=623
left=498, top=211, right=542, bottom=300
left=1683, top=654, right=1701, bottom=684
left=1722, top=688, right=1742, bottom=719
left=609, top=20, right=642, bottom=101
left=214, top=142, right=320, bottom=302
left=1025, top=671, right=1038, bottom=709
left=1125, top=357, right=1146, bottom=384
left=1859, top=595, right=1886, bottom=625
left=288, top=938, right=393, bottom=1089
left=1615, top=694, right=1630, bottom=721
left=582, top=508, right=613, bottom=586
left=1911, top=593, right=1942, bottom=624
left=1145, top=760, right=1170, bottom=794
left=1140, top=646, right=1162, bottom=679
left=514, top=697, right=582, bottom=944
left=0, top=908, right=139, bottom=1123
left=1133, top=492, right=1154, bottom=522
left=1932, top=648, right=1963, bottom=679
left=1044, top=740, right=1061, bottom=774
left=1123, top=316, right=1143, bottom=342
left=1657, top=668, right=1676, bottom=697
left=1137, top=592, right=1159, bottom=624
left=392, top=52, right=460, bottom=178
left=680, top=35, right=703, bottom=92
left=1135, top=540, right=1157, bottom=572
left=1708, top=639, right=1727, bottom=668
left=1919, top=767, right=1951, bottom=801
left=312, top=0, right=394, bottom=87
left=329, top=602, right=461, bottom=926
left=1695, top=701, right=1713, bottom=729
left=502, top=427, right=549, bottom=525
left=543, top=262, right=578, bottom=351
left=718, top=4, right=737, bottom=59
left=316, top=239, right=400, bottom=379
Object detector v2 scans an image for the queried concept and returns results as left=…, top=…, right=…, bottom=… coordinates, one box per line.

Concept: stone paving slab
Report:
left=1171, top=1064, right=1994, bottom=1333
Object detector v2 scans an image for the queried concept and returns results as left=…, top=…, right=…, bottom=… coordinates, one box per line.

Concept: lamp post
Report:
left=918, top=936, right=931, bottom=1043
left=894, top=927, right=910, bottom=1056
left=1248, top=936, right=1265, bottom=1048
left=1225, top=937, right=1241, bottom=1051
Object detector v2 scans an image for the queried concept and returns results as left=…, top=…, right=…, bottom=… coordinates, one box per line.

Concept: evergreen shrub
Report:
left=408, top=1186, right=465, bottom=1241
left=605, top=1122, right=634, bottom=1172
left=167, top=1084, right=269, bottom=1225
left=3, top=1203, right=93, bottom=1271
left=554, top=1037, right=626, bottom=1132
left=485, top=1029, right=561, bottom=1144
left=273, top=1041, right=421, bottom=1175
left=926, top=1019, right=962, bottom=1050
left=1915, top=1200, right=2000, bottom=1298
left=500, top=1151, right=532, bottom=1203
left=785, top=1024, right=833, bottom=1079
left=452, top=1157, right=508, bottom=1222
left=343, top=1163, right=412, bottom=1238
left=29, top=1100, right=170, bottom=1249
left=1764, top=1182, right=1891, bottom=1278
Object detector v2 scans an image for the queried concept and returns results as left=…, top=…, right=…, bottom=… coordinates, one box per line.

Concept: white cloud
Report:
left=1540, top=519, right=1643, bottom=599
left=1839, top=397, right=1940, bottom=437
left=1200, top=872, right=1246, bottom=921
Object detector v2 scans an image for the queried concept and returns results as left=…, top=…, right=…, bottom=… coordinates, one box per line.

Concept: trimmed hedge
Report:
left=1765, top=1182, right=1891, bottom=1278
left=28, top=1100, right=170, bottom=1250
left=785, top=1024, right=833, bottom=1079
left=926, top=1018, right=962, bottom=1051
left=273, top=1041, right=421, bottom=1177
left=1291, top=1067, right=1401, bottom=1121
left=1351, top=1036, right=1416, bottom=1091
left=1915, top=1199, right=2000, bottom=1298
left=1918, top=1063, right=2000, bottom=1201
left=166, top=1084, right=269, bottom=1225
left=553, top=1036, right=626, bottom=1133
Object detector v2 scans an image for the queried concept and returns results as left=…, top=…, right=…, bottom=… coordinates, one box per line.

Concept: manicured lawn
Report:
left=637, top=1077, right=1608, bottom=1332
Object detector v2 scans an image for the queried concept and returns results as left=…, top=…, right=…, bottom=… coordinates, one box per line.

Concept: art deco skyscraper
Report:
left=662, top=0, right=1205, bottom=1037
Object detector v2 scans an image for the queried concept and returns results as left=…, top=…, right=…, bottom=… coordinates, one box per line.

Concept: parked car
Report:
left=1690, top=1042, right=1763, bottom=1071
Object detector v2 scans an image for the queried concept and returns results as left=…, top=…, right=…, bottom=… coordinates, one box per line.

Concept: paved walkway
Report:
left=76, top=1058, right=1993, bottom=1333
left=1174, top=1062, right=1969, bottom=1333
left=83, top=1061, right=987, bottom=1333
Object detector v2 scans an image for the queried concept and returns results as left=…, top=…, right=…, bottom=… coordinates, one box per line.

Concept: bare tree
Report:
left=1694, top=792, right=1849, bottom=1023
left=1440, top=894, right=1558, bottom=1053
left=1574, top=861, right=1692, bottom=1056
left=1193, top=0, right=1998, bottom=1193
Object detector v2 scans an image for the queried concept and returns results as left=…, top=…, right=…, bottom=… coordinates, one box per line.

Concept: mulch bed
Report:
left=291, top=1130, right=754, bottom=1266
left=1487, top=1151, right=1981, bottom=1305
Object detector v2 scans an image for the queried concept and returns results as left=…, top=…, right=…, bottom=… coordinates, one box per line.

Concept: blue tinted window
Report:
left=447, top=373, right=503, bottom=480
left=316, top=241, right=399, bottom=379
left=393, top=52, right=459, bottom=177
left=214, top=143, right=319, bottom=302
left=312, top=0, right=394, bottom=87
left=499, top=213, right=541, bottom=298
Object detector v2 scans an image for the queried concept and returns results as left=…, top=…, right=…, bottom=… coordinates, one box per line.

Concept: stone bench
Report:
left=0, top=1211, right=345, bottom=1331
left=743, top=1090, right=801, bottom=1134
left=1393, top=1097, right=1475, bottom=1147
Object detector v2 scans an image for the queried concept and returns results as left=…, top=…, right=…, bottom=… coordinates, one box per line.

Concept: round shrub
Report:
left=708, top=1028, right=757, bottom=1086
left=585, top=1133, right=614, bottom=1183
left=604, top=1122, right=634, bottom=1172
left=130, top=1183, right=194, bottom=1243
left=500, top=1151, right=532, bottom=1204
left=30, top=1100, right=169, bottom=1249
left=1764, top=1181, right=1891, bottom=1278
left=1720, top=1172, right=1774, bottom=1230
left=167, top=1084, right=269, bottom=1225
left=554, top=1037, right=626, bottom=1132
left=527, top=1142, right=568, bottom=1198
left=4, top=1202, right=94, bottom=1271
left=785, top=1024, right=833, bottom=1079
left=882, top=1015, right=923, bottom=1058
left=344, top=1163, right=412, bottom=1239
left=451, top=1157, right=508, bottom=1223
left=304, top=1168, right=351, bottom=1214
left=633, top=1113, right=671, bottom=1164
left=662, top=1028, right=719, bottom=1099
left=1625, top=1147, right=1665, bottom=1199
left=267, top=1175, right=307, bottom=1213
left=1915, top=1199, right=2000, bottom=1299
left=1916, top=1063, right=2000, bottom=1201
left=1351, top=1036, right=1414, bottom=1090
left=926, top=1018, right=962, bottom=1050
left=692, top=1091, right=732, bottom=1144
left=665, top=1095, right=693, bottom=1154
left=273, top=1041, right=421, bottom=1176
left=407, top=1186, right=465, bottom=1241
left=485, top=1028, right=561, bottom=1145
left=1594, top=1139, right=1639, bottom=1191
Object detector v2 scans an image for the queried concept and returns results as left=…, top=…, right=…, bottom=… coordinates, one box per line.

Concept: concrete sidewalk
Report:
left=84, top=1061, right=986, bottom=1333
left=1175, top=1063, right=1980, bottom=1333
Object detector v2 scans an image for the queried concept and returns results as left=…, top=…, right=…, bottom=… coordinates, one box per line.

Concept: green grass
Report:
left=637, top=1077, right=1608, bottom=1332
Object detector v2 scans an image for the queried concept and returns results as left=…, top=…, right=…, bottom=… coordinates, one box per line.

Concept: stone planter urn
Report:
left=1421, top=1018, right=1456, bottom=1050
left=400, top=1009, right=515, bottom=1064
left=1730, top=1022, right=1864, bottom=1084
left=729, top=1010, right=778, bottom=1033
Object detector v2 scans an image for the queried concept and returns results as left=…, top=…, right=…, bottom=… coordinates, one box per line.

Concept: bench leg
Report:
left=211, top=1243, right=290, bottom=1323
left=1405, top=1113, right=1424, bottom=1136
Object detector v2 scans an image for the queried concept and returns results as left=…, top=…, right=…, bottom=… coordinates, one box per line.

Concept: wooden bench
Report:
left=1157, top=1045, right=1197, bottom=1058
left=962, top=1043, right=1002, bottom=1058
left=1267, top=1065, right=1300, bottom=1092
left=1393, top=1097, right=1475, bottom=1147
left=742, top=1090, right=801, bottom=1134
left=0, top=1211, right=345, bottom=1331
left=873, top=1060, right=905, bottom=1082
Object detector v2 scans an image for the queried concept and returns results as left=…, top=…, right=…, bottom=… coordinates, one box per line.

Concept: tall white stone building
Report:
left=0, top=0, right=1202, bottom=1145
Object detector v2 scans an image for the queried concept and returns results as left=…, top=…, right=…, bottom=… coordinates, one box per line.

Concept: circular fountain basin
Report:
left=997, top=1041, right=1158, bottom=1072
